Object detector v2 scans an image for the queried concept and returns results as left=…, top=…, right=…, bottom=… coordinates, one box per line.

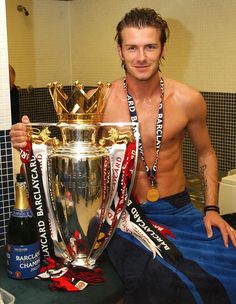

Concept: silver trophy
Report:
left=29, top=82, right=138, bottom=268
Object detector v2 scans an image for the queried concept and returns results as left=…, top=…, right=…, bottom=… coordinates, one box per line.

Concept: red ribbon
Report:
left=39, top=257, right=105, bottom=292
left=20, top=140, right=32, bottom=164
left=148, top=220, right=176, bottom=238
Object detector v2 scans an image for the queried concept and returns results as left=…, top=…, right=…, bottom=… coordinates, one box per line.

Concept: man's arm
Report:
left=186, top=91, right=236, bottom=247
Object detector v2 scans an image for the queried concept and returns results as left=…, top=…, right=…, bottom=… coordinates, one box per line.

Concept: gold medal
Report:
left=147, top=187, right=159, bottom=202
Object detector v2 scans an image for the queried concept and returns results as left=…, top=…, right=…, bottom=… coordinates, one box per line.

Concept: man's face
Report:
left=118, top=26, right=165, bottom=81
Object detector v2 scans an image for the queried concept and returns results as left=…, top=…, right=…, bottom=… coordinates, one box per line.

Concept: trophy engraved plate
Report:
left=27, top=81, right=139, bottom=268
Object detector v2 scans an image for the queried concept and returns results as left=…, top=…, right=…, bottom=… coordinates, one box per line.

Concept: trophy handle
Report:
left=29, top=126, right=61, bottom=146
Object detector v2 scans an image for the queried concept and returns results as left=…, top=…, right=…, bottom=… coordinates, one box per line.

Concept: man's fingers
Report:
left=227, top=226, right=236, bottom=247
left=21, top=115, right=30, bottom=124
left=205, top=221, right=213, bottom=238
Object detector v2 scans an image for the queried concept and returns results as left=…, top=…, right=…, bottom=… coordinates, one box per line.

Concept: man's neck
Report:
left=125, top=73, right=161, bottom=101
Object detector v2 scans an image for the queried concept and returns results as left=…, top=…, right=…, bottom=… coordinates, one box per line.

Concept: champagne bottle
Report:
left=6, top=173, right=40, bottom=279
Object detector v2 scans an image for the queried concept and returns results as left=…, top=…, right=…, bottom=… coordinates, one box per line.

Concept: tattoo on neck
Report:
left=199, top=164, right=207, bottom=196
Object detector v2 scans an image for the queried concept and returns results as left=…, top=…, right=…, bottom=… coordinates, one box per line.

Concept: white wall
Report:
left=0, top=0, right=11, bottom=130
left=6, top=0, right=71, bottom=88
left=6, top=0, right=236, bottom=93
left=70, top=0, right=236, bottom=92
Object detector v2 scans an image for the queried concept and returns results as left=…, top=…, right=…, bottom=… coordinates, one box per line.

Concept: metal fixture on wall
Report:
left=17, top=5, right=29, bottom=16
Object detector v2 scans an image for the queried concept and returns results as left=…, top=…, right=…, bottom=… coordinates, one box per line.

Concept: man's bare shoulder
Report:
left=104, top=78, right=125, bottom=100
left=110, top=78, right=124, bottom=90
left=164, top=77, right=204, bottom=106
left=102, top=78, right=130, bottom=122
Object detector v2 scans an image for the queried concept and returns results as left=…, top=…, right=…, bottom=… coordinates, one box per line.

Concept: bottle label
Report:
left=7, top=241, right=41, bottom=279
left=12, top=208, right=33, bottom=218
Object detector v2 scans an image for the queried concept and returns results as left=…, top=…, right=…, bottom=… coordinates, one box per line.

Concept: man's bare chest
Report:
left=134, top=101, right=187, bottom=145
left=104, top=88, right=188, bottom=145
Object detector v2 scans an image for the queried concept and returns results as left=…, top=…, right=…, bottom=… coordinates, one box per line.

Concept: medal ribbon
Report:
left=124, top=77, right=164, bottom=187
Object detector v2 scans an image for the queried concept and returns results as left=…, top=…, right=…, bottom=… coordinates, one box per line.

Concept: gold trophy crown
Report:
left=48, top=81, right=111, bottom=123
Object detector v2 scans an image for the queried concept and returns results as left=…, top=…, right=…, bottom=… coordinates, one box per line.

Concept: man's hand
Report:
left=10, top=115, right=30, bottom=149
left=204, top=211, right=236, bottom=248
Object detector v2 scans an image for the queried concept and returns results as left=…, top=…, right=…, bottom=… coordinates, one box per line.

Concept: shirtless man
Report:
left=10, top=8, right=236, bottom=303
left=102, top=8, right=234, bottom=245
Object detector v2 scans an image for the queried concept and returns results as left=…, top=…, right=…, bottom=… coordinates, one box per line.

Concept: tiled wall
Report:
left=20, top=86, right=236, bottom=177
left=183, top=92, right=236, bottom=176
left=0, top=81, right=235, bottom=247
left=0, top=84, right=235, bottom=247
left=0, top=131, right=15, bottom=246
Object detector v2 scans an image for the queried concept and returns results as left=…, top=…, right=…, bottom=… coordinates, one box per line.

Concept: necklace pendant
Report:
left=147, top=187, right=159, bottom=202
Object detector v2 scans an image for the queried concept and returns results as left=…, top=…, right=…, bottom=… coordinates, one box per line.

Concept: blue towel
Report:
left=107, top=191, right=236, bottom=304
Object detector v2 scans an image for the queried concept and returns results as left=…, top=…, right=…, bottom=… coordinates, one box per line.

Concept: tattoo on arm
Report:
left=199, top=164, right=207, bottom=196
